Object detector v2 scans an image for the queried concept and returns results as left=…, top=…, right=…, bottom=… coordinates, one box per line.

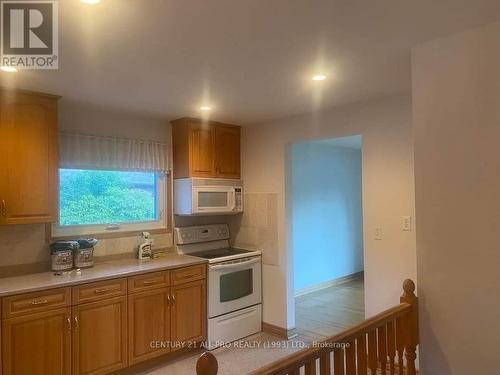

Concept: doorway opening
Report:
left=288, top=135, right=365, bottom=339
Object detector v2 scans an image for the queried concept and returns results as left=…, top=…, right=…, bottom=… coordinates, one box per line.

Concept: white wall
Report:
left=413, top=21, right=500, bottom=375
left=240, top=94, right=417, bottom=329
left=290, top=142, right=363, bottom=291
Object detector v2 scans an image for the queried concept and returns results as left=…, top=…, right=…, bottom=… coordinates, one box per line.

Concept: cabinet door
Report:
left=171, top=279, right=206, bottom=348
left=215, top=125, right=240, bottom=178
left=0, top=91, right=58, bottom=225
left=2, top=308, right=71, bottom=375
left=72, top=297, right=127, bottom=375
left=189, top=123, right=216, bottom=177
left=128, top=288, right=171, bottom=365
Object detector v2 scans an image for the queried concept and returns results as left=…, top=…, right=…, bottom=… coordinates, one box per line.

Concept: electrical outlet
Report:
left=402, top=216, right=412, bottom=231
left=374, top=227, right=383, bottom=240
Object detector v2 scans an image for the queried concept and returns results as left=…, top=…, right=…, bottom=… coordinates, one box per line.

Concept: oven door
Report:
left=208, top=256, right=262, bottom=318
left=192, top=186, right=236, bottom=214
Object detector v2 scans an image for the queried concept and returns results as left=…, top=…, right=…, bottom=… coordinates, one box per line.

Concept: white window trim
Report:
left=52, top=173, right=167, bottom=238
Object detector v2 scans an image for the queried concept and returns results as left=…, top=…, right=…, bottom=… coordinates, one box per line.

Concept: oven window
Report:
left=198, top=192, right=228, bottom=208
left=220, top=269, right=253, bottom=302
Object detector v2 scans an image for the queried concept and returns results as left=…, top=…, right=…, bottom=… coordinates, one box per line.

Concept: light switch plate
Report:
left=402, top=216, right=412, bottom=231
left=374, top=227, right=383, bottom=240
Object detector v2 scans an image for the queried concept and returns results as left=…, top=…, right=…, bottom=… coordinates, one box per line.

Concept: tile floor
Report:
left=142, top=278, right=365, bottom=375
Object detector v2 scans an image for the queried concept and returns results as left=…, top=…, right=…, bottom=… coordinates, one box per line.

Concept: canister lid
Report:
left=50, top=240, right=79, bottom=253
left=77, top=238, right=98, bottom=249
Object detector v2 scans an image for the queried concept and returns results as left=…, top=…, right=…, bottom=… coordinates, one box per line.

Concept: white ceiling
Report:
left=2, top=0, right=500, bottom=124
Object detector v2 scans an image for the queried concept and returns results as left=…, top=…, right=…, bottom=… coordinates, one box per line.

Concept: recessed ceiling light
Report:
left=0, top=66, right=17, bottom=73
left=81, top=0, right=101, bottom=4
left=200, top=106, right=212, bottom=111
left=312, top=74, right=327, bottom=81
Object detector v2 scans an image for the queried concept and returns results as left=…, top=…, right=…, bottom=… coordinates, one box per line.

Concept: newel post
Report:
left=196, top=352, right=218, bottom=375
left=400, top=279, right=418, bottom=375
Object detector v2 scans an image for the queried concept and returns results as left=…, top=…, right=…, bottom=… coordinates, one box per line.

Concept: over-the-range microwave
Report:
left=174, top=178, right=243, bottom=215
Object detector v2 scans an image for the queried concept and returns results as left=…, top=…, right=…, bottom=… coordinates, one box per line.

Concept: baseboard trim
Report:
left=294, top=271, right=364, bottom=297
left=262, top=322, right=298, bottom=340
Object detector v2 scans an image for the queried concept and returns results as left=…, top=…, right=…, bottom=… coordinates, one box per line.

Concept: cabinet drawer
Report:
left=171, top=264, right=206, bottom=285
left=128, top=271, right=170, bottom=293
left=72, top=278, right=127, bottom=305
left=2, top=288, right=71, bottom=318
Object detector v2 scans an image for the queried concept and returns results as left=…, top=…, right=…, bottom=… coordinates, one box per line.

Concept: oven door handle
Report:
left=210, top=257, right=260, bottom=270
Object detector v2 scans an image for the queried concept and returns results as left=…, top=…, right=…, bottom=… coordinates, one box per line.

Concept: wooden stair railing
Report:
left=196, top=279, right=418, bottom=375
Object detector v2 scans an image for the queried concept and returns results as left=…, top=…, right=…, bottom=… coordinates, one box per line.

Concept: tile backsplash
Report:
left=0, top=223, right=173, bottom=269
left=228, top=193, right=279, bottom=266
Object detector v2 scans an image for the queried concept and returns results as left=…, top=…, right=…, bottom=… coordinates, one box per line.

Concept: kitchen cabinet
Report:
left=72, top=296, right=127, bottom=375
left=215, top=125, right=240, bottom=178
left=0, top=89, right=60, bottom=225
left=172, top=118, right=241, bottom=179
left=0, top=264, right=207, bottom=375
left=171, top=279, right=206, bottom=346
left=2, top=308, right=71, bottom=375
left=128, top=288, right=171, bottom=365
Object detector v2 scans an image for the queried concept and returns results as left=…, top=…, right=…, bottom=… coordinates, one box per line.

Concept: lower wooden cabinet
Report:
left=72, top=297, right=127, bottom=375
left=171, top=279, right=206, bottom=346
left=2, top=307, right=71, bottom=375
left=1, top=265, right=207, bottom=375
left=128, top=288, right=171, bottom=365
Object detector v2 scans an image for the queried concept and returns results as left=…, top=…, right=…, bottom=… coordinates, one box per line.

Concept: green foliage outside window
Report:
left=59, top=169, right=156, bottom=226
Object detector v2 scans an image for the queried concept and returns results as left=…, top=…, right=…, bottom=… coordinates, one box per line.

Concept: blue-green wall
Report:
left=291, top=141, right=364, bottom=291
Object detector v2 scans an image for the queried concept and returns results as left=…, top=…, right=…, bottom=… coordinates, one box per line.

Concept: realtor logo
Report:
left=1, top=0, right=59, bottom=69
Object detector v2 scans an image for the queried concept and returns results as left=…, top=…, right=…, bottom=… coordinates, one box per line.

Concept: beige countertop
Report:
left=0, top=254, right=207, bottom=298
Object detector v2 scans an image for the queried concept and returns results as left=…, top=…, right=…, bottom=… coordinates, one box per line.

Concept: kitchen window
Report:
left=52, top=132, right=170, bottom=237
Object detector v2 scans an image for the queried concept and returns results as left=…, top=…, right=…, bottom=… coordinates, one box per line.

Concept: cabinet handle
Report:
left=74, top=316, right=79, bottom=331
left=66, top=316, right=72, bottom=332
left=31, top=299, right=49, bottom=305
left=166, top=294, right=171, bottom=306
left=178, top=273, right=196, bottom=279
left=171, top=294, right=176, bottom=305
left=1, top=200, right=6, bottom=217
left=94, top=287, right=112, bottom=294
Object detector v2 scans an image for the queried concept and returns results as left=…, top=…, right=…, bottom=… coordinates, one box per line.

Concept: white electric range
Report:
left=174, top=224, right=262, bottom=350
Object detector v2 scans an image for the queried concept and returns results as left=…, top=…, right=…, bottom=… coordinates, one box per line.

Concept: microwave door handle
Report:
left=230, top=188, right=236, bottom=211
left=210, top=257, right=260, bottom=270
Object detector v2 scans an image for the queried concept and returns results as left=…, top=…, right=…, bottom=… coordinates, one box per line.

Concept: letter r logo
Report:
left=2, top=1, right=54, bottom=55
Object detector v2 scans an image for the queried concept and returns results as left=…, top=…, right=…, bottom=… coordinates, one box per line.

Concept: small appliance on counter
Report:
left=74, top=238, right=98, bottom=268
left=50, top=241, right=78, bottom=272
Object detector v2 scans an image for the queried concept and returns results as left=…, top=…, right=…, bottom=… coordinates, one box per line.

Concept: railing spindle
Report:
left=320, top=351, right=331, bottom=375
left=378, top=325, right=388, bottom=374
left=387, top=321, right=396, bottom=375
left=367, top=330, right=378, bottom=374
left=305, top=358, right=317, bottom=375
left=356, top=336, right=367, bottom=375
left=345, top=340, right=355, bottom=375
left=333, top=349, right=344, bottom=375
left=396, top=318, right=404, bottom=375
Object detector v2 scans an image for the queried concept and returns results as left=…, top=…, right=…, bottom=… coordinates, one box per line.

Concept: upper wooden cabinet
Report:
left=0, top=89, right=60, bottom=225
left=172, top=118, right=241, bottom=179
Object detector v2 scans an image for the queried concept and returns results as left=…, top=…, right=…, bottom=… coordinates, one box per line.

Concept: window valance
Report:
left=59, top=132, right=170, bottom=173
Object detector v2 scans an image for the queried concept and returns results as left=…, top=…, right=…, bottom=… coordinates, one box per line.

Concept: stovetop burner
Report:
left=193, top=248, right=257, bottom=260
